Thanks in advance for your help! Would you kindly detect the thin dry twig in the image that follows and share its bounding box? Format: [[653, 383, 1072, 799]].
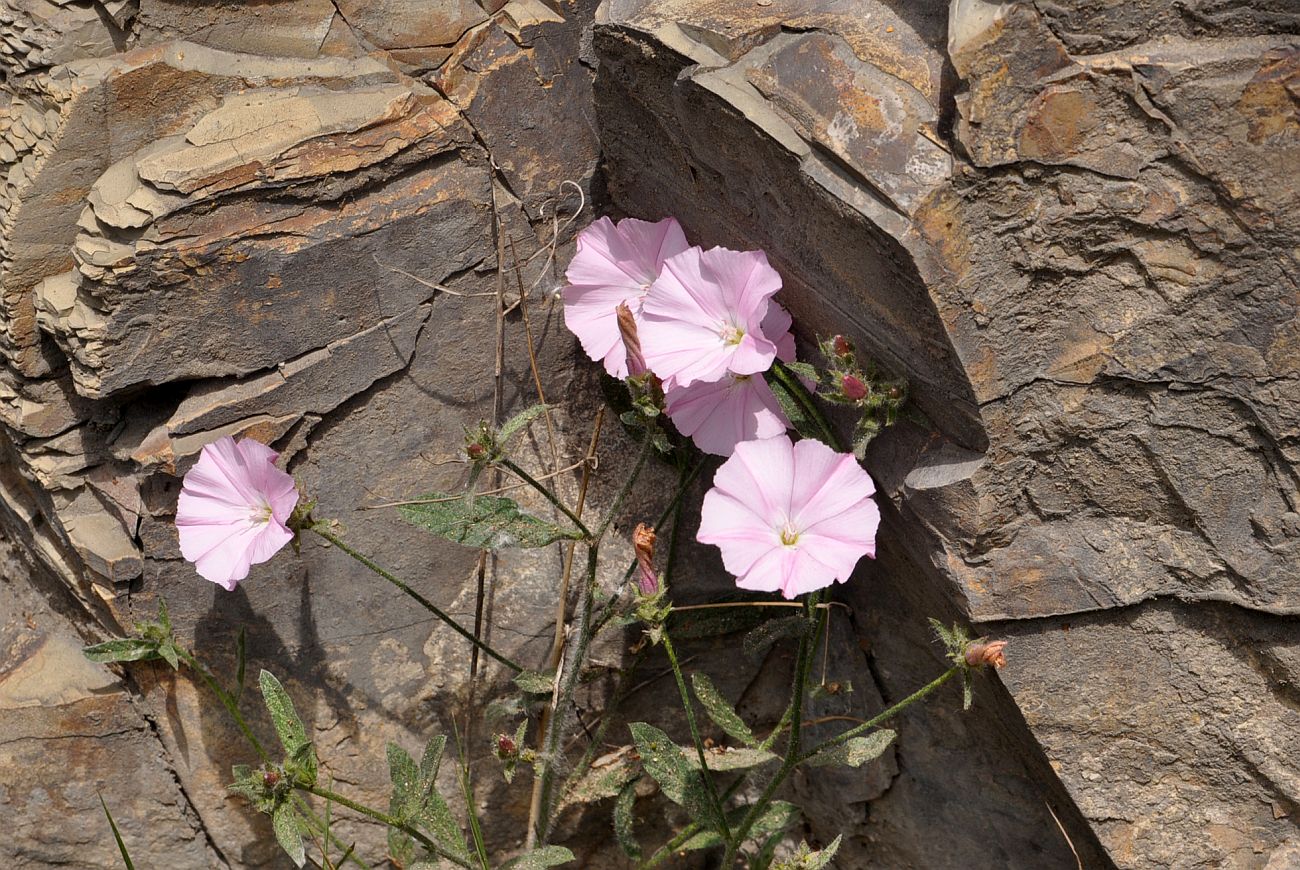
[[1046, 801, 1084, 870], [372, 254, 498, 297], [359, 459, 592, 510]]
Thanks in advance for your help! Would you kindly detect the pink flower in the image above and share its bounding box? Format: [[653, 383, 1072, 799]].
[[562, 216, 689, 378], [665, 374, 789, 456], [697, 435, 879, 599], [175, 436, 299, 590], [640, 246, 783, 388]]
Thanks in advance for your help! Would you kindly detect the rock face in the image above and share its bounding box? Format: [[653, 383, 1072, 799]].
[[0, 0, 1296, 868], [593, 0, 1299, 866]]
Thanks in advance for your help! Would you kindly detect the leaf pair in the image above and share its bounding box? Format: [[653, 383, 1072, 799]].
[[386, 737, 471, 866]]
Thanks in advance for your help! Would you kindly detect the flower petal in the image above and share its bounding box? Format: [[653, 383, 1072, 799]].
[[666, 375, 789, 457], [789, 438, 877, 529]]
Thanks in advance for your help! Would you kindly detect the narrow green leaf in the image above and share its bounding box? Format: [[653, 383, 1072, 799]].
[[513, 670, 555, 695], [804, 729, 895, 768], [764, 370, 822, 443], [419, 793, 470, 864], [500, 845, 576, 869], [387, 743, 422, 823], [100, 795, 136, 870], [157, 640, 180, 671], [681, 746, 776, 772], [681, 801, 799, 851], [399, 493, 583, 549], [498, 404, 549, 443], [629, 723, 720, 830], [742, 614, 808, 660], [754, 830, 784, 870], [419, 734, 447, 785], [234, 627, 248, 701], [613, 778, 642, 860], [259, 670, 316, 784], [272, 803, 306, 867], [691, 673, 757, 747], [83, 638, 160, 664]]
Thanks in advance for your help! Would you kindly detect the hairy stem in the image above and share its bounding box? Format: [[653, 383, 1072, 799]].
[[499, 457, 593, 538], [310, 524, 523, 673], [771, 361, 844, 452], [661, 630, 732, 843], [301, 784, 472, 869]]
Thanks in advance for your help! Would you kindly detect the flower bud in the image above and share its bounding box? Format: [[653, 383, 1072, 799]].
[[832, 335, 853, 358], [887, 385, 903, 400], [841, 374, 868, 401], [964, 639, 1008, 669], [617, 303, 647, 378], [263, 770, 281, 788], [467, 442, 486, 461], [496, 733, 518, 759], [633, 523, 658, 595]]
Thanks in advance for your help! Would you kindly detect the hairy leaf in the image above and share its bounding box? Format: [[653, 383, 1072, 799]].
[[691, 673, 757, 747], [765, 370, 822, 443], [682, 746, 776, 772], [629, 723, 721, 831], [387, 743, 423, 823], [399, 493, 583, 549], [157, 639, 180, 671], [681, 801, 799, 851], [500, 845, 576, 869], [100, 795, 136, 870], [83, 638, 161, 664], [513, 670, 555, 695], [804, 729, 895, 768], [498, 404, 550, 443], [613, 778, 642, 860], [774, 835, 842, 870], [742, 614, 808, 660], [259, 671, 317, 785], [272, 803, 306, 867]]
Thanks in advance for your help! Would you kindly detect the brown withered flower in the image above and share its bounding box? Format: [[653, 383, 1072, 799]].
[[632, 523, 657, 595], [616, 303, 647, 377], [964, 639, 1008, 669]]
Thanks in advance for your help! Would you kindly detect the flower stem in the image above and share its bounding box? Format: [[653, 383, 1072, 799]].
[[499, 457, 593, 539], [661, 630, 732, 843], [300, 784, 473, 869], [309, 524, 523, 673], [797, 665, 961, 763], [771, 360, 844, 452]]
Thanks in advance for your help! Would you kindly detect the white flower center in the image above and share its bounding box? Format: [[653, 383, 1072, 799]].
[[779, 521, 800, 547], [719, 323, 745, 346], [249, 499, 273, 526]]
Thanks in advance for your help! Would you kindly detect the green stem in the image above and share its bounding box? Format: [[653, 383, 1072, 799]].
[[499, 457, 593, 539], [535, 544, 600, 843], [301, 784, 472, 869], [797, 665, 961, 763], [771, 360, 844, 452], [720, 593, 820, 867], [309, 524, 523, 673], [661, 630, 732, 843], [638, 779, 746, 869], [592, 427, 657, 543]]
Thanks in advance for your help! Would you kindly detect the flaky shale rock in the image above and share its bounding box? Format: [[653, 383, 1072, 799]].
[[594, 0, 1299, 866], [1, 0, 1297, 867]]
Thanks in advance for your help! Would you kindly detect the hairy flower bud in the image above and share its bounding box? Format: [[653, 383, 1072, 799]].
[[633, 523, 658, 595], [496, 733, 518, 759], [617, 303, 647, 378], [964, 639, 1008, 669], [841, 374, 868, 401], [467, 442, 486, 461], [832, 334, 853, 358], [262, 770, 280, 788]]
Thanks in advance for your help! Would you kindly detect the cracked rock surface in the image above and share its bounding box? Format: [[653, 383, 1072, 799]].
[[1, 0, 1296, 867]]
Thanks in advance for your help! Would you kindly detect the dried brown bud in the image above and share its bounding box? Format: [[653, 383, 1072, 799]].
[[964, 639, 1008, 669], [832, 335, 853, 358], [841, 374, 868, 401], [632, 523, 657, 595], [617, 303, 647, 377]]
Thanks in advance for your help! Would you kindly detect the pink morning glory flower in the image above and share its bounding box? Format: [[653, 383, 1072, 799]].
[[665, 373, 790, 456], [175, 436, 299, 591], [562, 216, 690, 378], [697, 435, 879, 599], [640, 246, 783, 388]]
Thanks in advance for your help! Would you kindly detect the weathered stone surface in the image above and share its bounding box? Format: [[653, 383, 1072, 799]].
[[595, 0, 1299, 865]]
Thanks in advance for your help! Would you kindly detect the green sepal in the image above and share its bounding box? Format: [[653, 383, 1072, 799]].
[[399, 492, 583, 549], [804, 729, 895, 768], [690, 672, 757, 747]]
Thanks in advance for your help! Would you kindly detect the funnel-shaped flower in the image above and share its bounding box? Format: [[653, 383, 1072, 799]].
[[697, 435, 878, 599], [665, 374, 789, 456], [562, 216, 689, 378], [640, 246, 783, 388], [176, 436, 299, 590]]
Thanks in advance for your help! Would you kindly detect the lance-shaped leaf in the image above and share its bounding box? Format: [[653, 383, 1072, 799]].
[[513, 670, 555, 695], [742, 614, 808, 660], [629, 723, 722, 832], [691, 673, 757, 747], [498, 404, 550, 443], [399, 493, 583, 549], [613, 778, 642, 860], [500, 846, 576, 869], [272, 803, 306, 867], [259, 670, 317, 785], [100, 796, 136, 870], [83, 638, 161, 664], [387, 743, 424, 823], [804, 729, 895, 768], [386, 738, 468, 862], [682, 746, 776, 772], [680, 801, 799, 851]]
